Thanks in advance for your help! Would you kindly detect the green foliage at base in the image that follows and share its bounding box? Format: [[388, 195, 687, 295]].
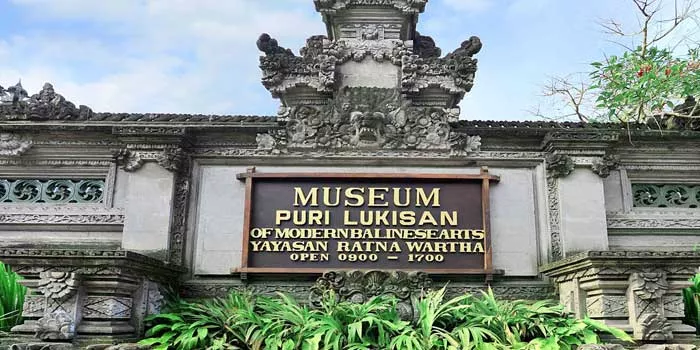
[[0, 261, 26, 333], [683, 273, 700, 335], [140, 287, 633, 350]]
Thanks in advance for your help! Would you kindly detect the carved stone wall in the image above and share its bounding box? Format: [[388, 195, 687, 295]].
[[541, 251, 700, 341], [0, 249, 181, 347]]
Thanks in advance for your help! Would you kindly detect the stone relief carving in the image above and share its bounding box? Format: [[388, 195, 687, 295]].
[[546, 154, 575, 178], [168, 175, 190, 265], [82, 296, 133, 319], [628, 273, 673, 341], [591, 155, 621, 178], [630, 272, 669, 300], [547, 177, 563, 260], [414, 32, 441, 58], [586, 295, 628, 318], [113, 148, 186, 174], [0, 133, 32, 157], [256, 87, 480, 154], [35, 311, 75, 341], [0, 213, 124, 225], [155, 148, 186, 173], [113, 149, 144, 172], [37, 272, 80, 300], [309, 270, 432, 321], [0, 82, 93, 121], [638, 313, 674, 341], [401, 36, 481, 95]]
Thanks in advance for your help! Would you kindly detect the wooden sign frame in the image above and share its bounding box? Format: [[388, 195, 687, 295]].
[[234, 167, 500, 277]]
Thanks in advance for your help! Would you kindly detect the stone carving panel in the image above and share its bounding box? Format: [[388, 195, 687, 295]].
[[82, 296, 133, 319], [632, 184, 700, 208], [309, 270, 432, 321], [257, 87, 480, 155], [0, 179, 105, 204], [586, 295, 628, 318]]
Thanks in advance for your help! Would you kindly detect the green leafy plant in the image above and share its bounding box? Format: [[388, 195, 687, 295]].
[[141, 287, 634, 350], [683, 273, 700, 336], [0, 261, 26, 333], [591, 46, 700, 123]]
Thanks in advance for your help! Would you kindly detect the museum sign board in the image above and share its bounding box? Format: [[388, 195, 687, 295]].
[[235, 168, 499, 274]]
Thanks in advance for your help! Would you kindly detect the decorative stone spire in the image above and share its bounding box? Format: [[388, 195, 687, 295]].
[[256, 0, 483, 155], [0, 81, 94, 120]]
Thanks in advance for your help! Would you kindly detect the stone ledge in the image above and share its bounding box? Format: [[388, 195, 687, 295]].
[[0, 249, 185, 276], [540, 250, 700, 276]]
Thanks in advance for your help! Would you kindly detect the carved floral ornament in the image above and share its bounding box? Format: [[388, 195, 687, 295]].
[[255, 87, 481, 155], [37, 271, 80, 299]]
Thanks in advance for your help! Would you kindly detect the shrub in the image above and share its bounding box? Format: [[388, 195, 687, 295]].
[[0, 261, 26, 333], [140, 287, 633, 350], [683, 272, 700, 336]]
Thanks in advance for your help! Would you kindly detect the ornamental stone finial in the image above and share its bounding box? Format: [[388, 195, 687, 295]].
[[0, 81, 94, 121], [256, 0, 483, 155]]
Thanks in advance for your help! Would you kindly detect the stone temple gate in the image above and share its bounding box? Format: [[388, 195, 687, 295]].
[[0, 0, 699, 348]]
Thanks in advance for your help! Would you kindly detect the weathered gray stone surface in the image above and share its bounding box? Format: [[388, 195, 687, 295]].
[[559, 169, 609, 255]]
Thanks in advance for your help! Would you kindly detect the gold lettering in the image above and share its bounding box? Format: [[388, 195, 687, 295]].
[[344, 187, 364, 206], [322, 187, 341, 206], [307, 210, 326, 225], [472, 230, 485, 239], [275, 210, 291, 225], [399, 211, 415, 225], [416, 188, 441, 207], [393, 188, 411, 207], [440, 211, 458, 226], [418, 211, 438, 226], [344, 210, 358, 226], [294, 187, 318, 207], [473, 242, 485, 253], [368, 187, 390, 207]]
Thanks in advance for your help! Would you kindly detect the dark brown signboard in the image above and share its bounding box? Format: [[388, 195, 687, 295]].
[[235, 169, 499, 274]]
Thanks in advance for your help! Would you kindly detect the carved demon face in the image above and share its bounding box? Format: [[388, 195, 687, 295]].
[[350, 111, 386, 148]]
